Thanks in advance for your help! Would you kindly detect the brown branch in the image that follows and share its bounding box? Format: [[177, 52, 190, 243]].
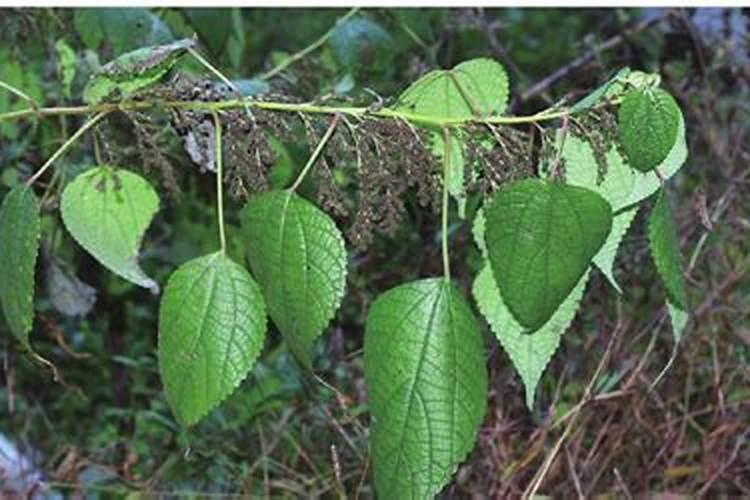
[[519, 14, 666, 104]]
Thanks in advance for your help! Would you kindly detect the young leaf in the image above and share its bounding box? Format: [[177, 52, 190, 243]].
[[158, 252, 267, 426], [240, 191, 347, 367], [395, 58, 509, 122], [648, 190, 689, 312], [473, 265, 588, 408], [61, 166, 160, 293], [485, 179, 612, 331], [618, 88, 680, 173], [624, 111, 687, 207], [0, 186, 40, 347], [364, 278, 487, 499]]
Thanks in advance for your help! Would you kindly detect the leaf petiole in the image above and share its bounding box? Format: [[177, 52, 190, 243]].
[[211, 111, 226, 253], [289, 113, 341, 193]]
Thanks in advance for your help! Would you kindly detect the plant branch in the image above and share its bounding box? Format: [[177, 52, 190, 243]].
[[259, 7, 360, 81], [289, 113, 340, 192], [26, 111, 110, 187], [2, 95, 613, 132], [211, 111, 226, 253], [519, 14, 664, 105], [0, 80, 39, 110]]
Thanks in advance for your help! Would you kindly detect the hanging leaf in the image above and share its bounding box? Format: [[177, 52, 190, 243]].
[[560, 130, 687, 292], [364, 278, 487, 499], [649, 190, 689, 313], [61, 166, 160, 293], [0, 186, 40, 347], [592, 207, 639, 293], [432, 129, 467, 218], [618, 88, 681, 173], [240, 191, 347, 367], [485, 179, 612, 331], [473, 265, 588, 408], [395, 58, 509, 122], [158, 252, 267, 426]]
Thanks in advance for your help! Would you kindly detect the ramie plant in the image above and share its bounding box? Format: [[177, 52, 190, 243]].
[[0, 31, 690, 499]]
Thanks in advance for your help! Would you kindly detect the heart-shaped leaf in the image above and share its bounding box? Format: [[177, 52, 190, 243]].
[[485, 179, 612, 331], [618, 88, 680, 173], [158, 252, 267, 426], [395, 58, 509, 122], [241, 190, 347, 367], [61, 166, 160, 293], [364, 278, 487, 499], [0, 186, 40, 347]]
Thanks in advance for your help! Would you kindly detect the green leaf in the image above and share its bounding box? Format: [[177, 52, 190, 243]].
[[364, 278, 487, 499], [55, 39, 77, 99], [592, 206, 639, 293], [570, 67, 631, 112], [562, 136, 634, 211], [623, 111, 687, 207], [395, 58, 509, 122], [61, 166, 160, 292], [648, 190, 688, 311], [473, 265, 588, 408], [0, 48, 44, 139], [618, 88, 681, 173], [0, 187, 40, 347], [240, 191, 347, 367], [432, 130, 467, 218], [485, 179, 612, 331], [158, 252, 267, 426], [83, 38, 195, 104]]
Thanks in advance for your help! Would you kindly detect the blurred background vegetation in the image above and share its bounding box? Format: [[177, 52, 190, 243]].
[[0, 7, 748, 498]]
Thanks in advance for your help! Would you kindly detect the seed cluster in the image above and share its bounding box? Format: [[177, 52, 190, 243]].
[[466, 125, 534, 194], [346, 118, 440, 248], [126, 111, 180, 197]]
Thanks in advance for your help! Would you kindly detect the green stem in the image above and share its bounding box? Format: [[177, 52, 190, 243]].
[[0, 79, 39, 109], [26, 111, 110, 187], [289, 113, 341, 193], [211, 111, 227, 253], [441, 127, 451, 280], [1, 94, 620, 129], [260, 7, 361, 80], [187, 46, 253, 120]]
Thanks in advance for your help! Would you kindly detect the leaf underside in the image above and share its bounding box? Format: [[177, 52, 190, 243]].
[[241, 190, 347, 367], [473, 265, 588, 408], [395, 57, 509, 121], [61, 166, 160, 292], [0, 186, 41, 347], [158, 252, 267, 426], [364, 278, 487, 499], [485, 179, 612, 331]]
